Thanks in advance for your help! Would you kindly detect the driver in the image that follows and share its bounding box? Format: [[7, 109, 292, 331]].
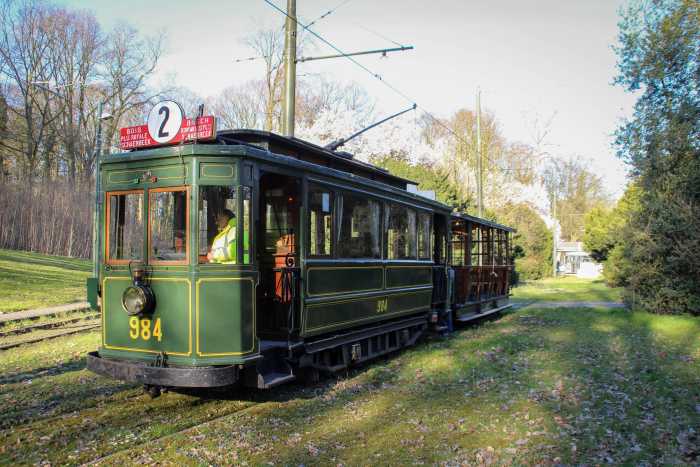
[[207, 209, 236, 263]]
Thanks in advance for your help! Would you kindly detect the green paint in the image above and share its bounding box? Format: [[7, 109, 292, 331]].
[[196, 276, 256, 356], [102, 277, 191, 356], [386, 266, 432, 288], [303, 289, 432, 336], [307, 266, 383, 296]]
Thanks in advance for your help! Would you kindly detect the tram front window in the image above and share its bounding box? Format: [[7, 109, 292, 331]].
[[149, 188, 188, 263], [199, 186, 238, 264], [107, 191, 144, 262]]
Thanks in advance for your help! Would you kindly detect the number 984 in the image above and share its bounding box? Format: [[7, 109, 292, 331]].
[[129, 317, 162, 342]]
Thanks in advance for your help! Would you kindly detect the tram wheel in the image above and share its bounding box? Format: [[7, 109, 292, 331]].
[[144, 384, 162, 399]]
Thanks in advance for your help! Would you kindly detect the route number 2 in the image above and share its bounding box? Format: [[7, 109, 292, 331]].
[[147, 100, 183, 144], [129, 317, 162, 342], [376, 298, 388, 313]]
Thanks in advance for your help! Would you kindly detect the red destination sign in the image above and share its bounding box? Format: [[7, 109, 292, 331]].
[[119, 115, 217, 150]]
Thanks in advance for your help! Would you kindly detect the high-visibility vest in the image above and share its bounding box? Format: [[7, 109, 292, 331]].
[[210, 219, 236, 263]]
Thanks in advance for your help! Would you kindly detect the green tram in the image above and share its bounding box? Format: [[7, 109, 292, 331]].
[[86, 129, 514, 392]]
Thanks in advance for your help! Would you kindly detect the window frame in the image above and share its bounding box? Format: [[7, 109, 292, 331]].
[[336, 190, 382, 260], [385, 202, 418, 261], [197, 184, 239, 266], [105, 189, 145, 266], [417, 210, 432, 260], [148, 185, 190, 266], [307, 184, 335, 259]]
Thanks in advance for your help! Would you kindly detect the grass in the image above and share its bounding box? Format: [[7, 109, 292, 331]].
[[512, 276, 623, 303], [0, 279, 698, 465], [0, 249, 90, 313]]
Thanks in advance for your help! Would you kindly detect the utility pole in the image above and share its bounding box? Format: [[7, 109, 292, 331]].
[[552, 193, 558, 278], [92, 101, 112, 279], [476, 88, 483, 218], [275, 0, 413, 138], [282, 0, 297, 137]]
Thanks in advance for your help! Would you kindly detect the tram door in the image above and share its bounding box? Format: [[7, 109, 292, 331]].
[[257, 172, 301, 340]]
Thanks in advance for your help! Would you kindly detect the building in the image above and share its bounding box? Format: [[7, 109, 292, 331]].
[[555, 241, 602, 278]]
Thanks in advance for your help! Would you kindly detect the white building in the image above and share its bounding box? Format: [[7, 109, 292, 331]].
[[555, 241, 602, 278]]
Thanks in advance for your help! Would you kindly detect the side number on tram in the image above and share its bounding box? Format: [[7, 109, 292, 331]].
[[376, 298, 388, 313], [129, 317, 162, 342]]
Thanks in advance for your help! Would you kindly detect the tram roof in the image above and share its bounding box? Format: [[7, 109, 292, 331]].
[[215, 129, 416, 190], [451, 212, 515, 232]]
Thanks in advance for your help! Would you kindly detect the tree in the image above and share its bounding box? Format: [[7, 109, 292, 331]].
[[370, 152, 472, 212], [613, 0, 700, 314], [543, 157, 609, 241], [496, 202, 552, 281]]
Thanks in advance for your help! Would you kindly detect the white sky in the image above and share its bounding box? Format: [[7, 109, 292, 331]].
[[61, 0, 637, 197]]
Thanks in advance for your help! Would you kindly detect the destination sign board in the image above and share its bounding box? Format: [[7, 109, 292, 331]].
[[119, 101, 216, 149]]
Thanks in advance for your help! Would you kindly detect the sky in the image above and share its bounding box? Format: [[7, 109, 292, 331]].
[[60, 0, 637, 197]]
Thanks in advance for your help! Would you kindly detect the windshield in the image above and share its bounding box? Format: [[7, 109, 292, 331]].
[[107, 191, 144, 263], [149, 187, 188, 263]]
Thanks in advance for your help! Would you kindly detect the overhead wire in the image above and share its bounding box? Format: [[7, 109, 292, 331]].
[[263, 0, 515, 173], [306, 0, 353, 28]]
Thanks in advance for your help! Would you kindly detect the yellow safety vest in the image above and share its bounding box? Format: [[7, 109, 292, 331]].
[[210, 219, 236, 263]]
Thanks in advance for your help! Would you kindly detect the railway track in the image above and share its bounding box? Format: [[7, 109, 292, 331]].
[[0, 313, 100, 351]]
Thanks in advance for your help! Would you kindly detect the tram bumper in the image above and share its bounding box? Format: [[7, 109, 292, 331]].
[[87, 352, 239, 388]]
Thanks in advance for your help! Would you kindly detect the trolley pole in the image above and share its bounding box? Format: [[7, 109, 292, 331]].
[[476, 89, 483, 218], [282, 0, 297, 137]]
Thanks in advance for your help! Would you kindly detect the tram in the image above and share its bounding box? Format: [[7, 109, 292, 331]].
[[86, 103, 514, 393]]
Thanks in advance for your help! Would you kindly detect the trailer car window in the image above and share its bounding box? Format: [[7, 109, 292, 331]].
[[107, 191, 144, 262]]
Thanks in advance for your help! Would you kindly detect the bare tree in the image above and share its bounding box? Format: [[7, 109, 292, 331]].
[[0, 0, 62, 182], [207, 80, 264, 130], [243, 27, 285, 132]]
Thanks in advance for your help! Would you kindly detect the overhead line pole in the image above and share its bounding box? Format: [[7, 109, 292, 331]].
[[476, 88, 483, 218], [278, 0, 413, 138], [282, 0, 297, 137]]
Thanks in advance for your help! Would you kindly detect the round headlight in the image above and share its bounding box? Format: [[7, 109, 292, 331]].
[[122, 285, 153, 316]]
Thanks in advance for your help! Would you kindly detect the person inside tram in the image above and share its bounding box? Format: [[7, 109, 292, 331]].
[[207, 209, 236, 263]]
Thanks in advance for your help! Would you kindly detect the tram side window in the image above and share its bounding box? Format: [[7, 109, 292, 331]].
[[450, 231, 466, 266], [242, 186, 252, 264], [308, 186, 333, 257], [107, 192, 144, 262], [470, 225, 481, 266], [417, 212, 432, 260], [149, 188, 188, 263], [198, 186, 238, 264], [337, 193, 381, 259], [387, 204, 417, 259]]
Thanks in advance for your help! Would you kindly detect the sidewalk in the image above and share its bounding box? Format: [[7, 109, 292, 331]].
[[0, 302, 91, 324]]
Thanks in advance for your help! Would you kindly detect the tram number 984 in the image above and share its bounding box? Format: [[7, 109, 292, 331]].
[[129, 317, 162, 342]]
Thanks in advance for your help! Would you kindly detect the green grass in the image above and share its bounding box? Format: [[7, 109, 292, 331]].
[[512, 276, 623, 303], [1, 302, 698, 464], [0, 249, 90, 313]]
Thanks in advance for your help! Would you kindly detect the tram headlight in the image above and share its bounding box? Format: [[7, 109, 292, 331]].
[[122, 285, 155, 316]]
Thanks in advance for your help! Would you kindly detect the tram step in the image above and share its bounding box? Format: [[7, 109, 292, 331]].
[[259, 372, 296, 389]]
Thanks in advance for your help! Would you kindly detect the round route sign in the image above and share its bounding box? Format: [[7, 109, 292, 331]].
[[147, 101, 184, 144]]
